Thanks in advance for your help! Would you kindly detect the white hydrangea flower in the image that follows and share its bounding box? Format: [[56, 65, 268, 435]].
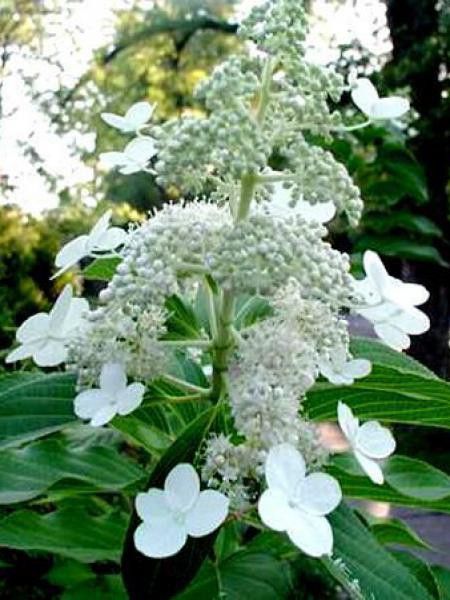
[[258, 444, 341, 557], [74, 362, 145, 427], [337, 402, 396, 485], [351, 78, 410, 120], [100, 137, 156, 175], [5, 285, 88, 367], [318, 347, 371, 386], [354, 250, 430, 351], [54, 210, 128, 277], [101, 101, 154, 133], [134, 463, 229, 558], [260, 180, 336, 223]]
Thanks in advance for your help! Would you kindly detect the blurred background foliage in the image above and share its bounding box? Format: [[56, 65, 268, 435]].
[[0, 0, 448, 375]]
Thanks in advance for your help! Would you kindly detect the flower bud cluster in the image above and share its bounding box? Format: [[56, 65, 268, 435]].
[[239, 0, 308, 59], [195, 55, 261, 111], [208, 213, 352, 304], [279, 139, 363, 226]]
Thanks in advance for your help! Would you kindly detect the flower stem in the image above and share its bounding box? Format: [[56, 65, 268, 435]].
[[162, 373, 211, 396], [210, 56, 274, 400]]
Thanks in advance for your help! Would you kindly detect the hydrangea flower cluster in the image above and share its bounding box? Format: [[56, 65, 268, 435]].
[[6, 0, 424, 561]]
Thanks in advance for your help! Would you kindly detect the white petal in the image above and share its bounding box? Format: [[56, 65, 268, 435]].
[[389, 280, 429, 307], [393, 308, 430, 335], [49, 285, 73, 331], [100, 362, 127, 393], [185, 490, 229, 537], [16, 313, 50, 343], [74, 389, 110, 419], [363, 250, 389, 294], [134, 520, 187, 559], [88, 211, 112, 246], [287, 512, 333, 557], [297, 473, 342, 516], [356, 421, 396, 459], [125, 137, 156, 163], [371, 97, 410, 120], [33, 340, 68, 367], [337, 401, 359, 442], [135, 489, 172, 524], [263, 183, 336, 223], [90, 403, 117, 427], [344, 359, 372, 379], [5, 344, 34, 363], [93, 227, 128, 251], [125, 101, 153, 128], [351, 78, 379, 116], [101, 113, 131, 132], [319, 360, 352, 386], [354, 450, 384, 485], [265, 443, 306, 497], [119, 161, 140, 175], [55, 236, 89, 272], [258, 488, 293, 532], [117, 382, 146, 415], [164, 464, 200, 512], [99, 151, 127, 169], [62, 298, 89, 337], [374, 323, 410, 351]]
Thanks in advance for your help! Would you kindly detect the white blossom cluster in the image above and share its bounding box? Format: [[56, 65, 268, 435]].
[[5, 0, 423, 563]]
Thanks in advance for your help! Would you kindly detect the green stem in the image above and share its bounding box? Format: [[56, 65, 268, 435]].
[[162, 373, 211, 396], [210, 56, 275, 400], [159, 339, 211, 349], [256, 58, 275, 124]]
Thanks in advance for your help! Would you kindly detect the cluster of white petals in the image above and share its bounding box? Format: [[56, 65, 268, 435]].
[[351, 78, 410, 121], [6, 285, 88, 367], [74, 362, 145, 427], [101, 101, 154, 133], [318, 348, 371, 386], [338, 402, 396, 484], [100, 138, 157, 175], [54, 210, 128, 277], [134, 464, 229, 558], [258, 444, 341, 557], [354, 251, 430, 350]]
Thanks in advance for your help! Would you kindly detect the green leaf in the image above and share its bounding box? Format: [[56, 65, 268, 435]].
[[121, 405, 224, 600], [364, 211, 442, 237], [354, 236, 448, 266], [234, 295, 272, 329], [431, 566, 450, 600], [384, 456, 450, 501], [46, 558, 94, 588], [82, 257, 121, 280], [305, 363, 450, 429], [329, 503, 434, 600], [175, 551, 293, 599], [369, 517, 431, 550], [328, 459, 450, 514], [0, 372, 77, 449], [113, 378, 208, 456], [0, 508, 127, 562], [350, 337, 437, 379], [61, 575, 127, 600], [0, 438, 144, 504], [163, 295, 203, 340], [391, 551, 440, 600]]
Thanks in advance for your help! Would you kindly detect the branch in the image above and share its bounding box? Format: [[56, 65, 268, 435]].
[[102, 16, 238, 65]]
